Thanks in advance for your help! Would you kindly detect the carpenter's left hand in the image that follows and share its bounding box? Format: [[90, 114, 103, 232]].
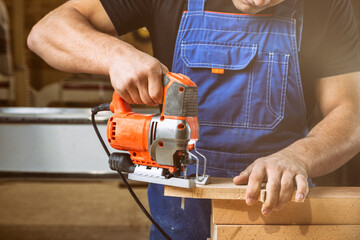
[[233, 152, 310, 216]]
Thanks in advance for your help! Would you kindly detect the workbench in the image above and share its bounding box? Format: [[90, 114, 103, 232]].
[[165, 178, 360, 240]]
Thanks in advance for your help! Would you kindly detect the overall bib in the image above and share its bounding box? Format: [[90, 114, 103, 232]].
[[148, 0, 307, 239]]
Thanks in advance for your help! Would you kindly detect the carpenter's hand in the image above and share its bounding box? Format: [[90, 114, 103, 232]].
[[109, 48, 169, 106], [233, 152, 309, 216]]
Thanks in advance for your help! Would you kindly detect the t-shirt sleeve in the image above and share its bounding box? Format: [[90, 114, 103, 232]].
[[100, 0, 151, 35], [313, 0, 360, 78]]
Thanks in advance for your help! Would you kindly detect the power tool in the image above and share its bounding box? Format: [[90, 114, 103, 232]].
[[105, 72, 210, 188]]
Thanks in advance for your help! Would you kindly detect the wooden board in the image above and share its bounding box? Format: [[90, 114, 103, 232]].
[[165, 177, 360, 201], [213, 225, 360, 240], [165, 178, 360, 225], [165, 178, 267, 201], [212, 198, 360, 225]]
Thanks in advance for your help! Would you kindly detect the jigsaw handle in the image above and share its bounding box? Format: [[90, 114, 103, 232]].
[[109, 74, 170, 114], [110, 92, 132, 114], [161, 73, 198, 118], [110, 73, 198, 118]]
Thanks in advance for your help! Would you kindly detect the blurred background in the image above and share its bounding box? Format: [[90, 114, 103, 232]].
[[0, 0, 153, 108], [0, 0, 359, 239], [0, 1, 153, 239]]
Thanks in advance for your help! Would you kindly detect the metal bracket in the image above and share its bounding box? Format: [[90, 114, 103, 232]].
[[127, 165, 210, 188]]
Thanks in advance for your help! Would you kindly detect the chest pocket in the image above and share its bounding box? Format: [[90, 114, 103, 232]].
[[181, 41, 290, 130]]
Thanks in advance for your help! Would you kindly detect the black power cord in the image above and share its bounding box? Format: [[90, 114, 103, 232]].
[[91, 104, 172, 240]]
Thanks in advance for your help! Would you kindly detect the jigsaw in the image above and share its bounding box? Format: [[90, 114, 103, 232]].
[[106, 72, 210, 188]]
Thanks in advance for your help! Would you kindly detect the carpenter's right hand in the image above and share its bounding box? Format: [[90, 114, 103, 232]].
[[109, 48, 169, 106]]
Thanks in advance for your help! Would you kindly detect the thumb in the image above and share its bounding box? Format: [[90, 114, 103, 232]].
[[160, 63, 169, 75], [149, 62, 169, 105]]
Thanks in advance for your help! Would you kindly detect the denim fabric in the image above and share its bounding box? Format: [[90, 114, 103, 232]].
[[148, 165, 243, 240], [149, 0, 306, 239], [172, 0, 307, 169]]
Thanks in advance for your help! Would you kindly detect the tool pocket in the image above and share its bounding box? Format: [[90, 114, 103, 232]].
[[181, 40, 290, 129]]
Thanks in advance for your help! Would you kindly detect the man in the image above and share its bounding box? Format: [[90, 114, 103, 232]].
[[28, 0, 360, 239]]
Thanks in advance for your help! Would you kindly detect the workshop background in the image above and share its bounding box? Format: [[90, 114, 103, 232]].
[[0, 0, 359, 240]]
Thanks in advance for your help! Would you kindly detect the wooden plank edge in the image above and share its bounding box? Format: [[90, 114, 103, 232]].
[[164, 178, 360, 202], [214, 225, 360, 240]]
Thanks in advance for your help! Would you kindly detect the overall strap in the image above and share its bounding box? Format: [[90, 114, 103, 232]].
[[275, 0, 304, 51], [187, 0, 206, 12]]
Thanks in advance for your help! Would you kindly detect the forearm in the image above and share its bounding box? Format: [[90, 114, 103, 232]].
[[28, 1, 168, 106], [280, 102, 360, 178], [27, 3, 133, 75], [234, 72, 360, 215]]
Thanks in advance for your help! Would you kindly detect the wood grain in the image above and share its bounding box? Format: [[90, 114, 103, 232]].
[[165, 178, 360, 225], [214, 225, 360, 240], [212, 198, 360, 225], [165, 178, 267, 201], [165, 177, 360, 201]]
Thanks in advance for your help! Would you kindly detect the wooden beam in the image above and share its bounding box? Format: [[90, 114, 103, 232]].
[[212, 198, 360, 225], [165, 178, 360, 225], [214, 225, 360, 240], [165, 178, 267, 201], [164, 177, 360, 201]]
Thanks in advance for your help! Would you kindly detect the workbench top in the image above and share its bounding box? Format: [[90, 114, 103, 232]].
[[166, 177, 360, 240]]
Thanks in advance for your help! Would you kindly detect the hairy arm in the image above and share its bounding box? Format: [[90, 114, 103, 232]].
[[234, 72, 360, 215], [300, 72, 360, 177], [28, 0, 120, 75], [27, 0, 167, 105]]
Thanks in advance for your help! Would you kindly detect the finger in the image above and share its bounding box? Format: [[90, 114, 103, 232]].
[[295, 174, 309, 203], [116, 89, 135, 105], [110, 76, 135, 105], [147, 62, 165, 104], [245, 165, 265, 205], [262, 171, 282, 216], [233, 164, 253, 185], [160, 63, 169, 75], [138, 81, 157, 106], [148, 72, 163, 105], [112, 75, 142, 105], [126, 86, 143, 105], [233, 171, 249, 185], [274, 172, 294, 210]]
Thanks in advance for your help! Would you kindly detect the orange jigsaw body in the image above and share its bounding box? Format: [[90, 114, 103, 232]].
[[107, 73, 199, 174]]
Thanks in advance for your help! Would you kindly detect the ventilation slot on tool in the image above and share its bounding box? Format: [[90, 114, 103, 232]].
[[111, 122, 116, 141], [150, 121, 158, 145]]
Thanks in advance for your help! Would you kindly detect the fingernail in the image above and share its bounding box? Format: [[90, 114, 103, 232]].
[[261, 205, 271, 216], [233, 176, 240, 183], [296, 193, 304, 202], [262, 210, 271, 216], [246, 198, 254, 205]]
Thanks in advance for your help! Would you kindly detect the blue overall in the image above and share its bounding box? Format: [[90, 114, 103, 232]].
[[148, 0, 307, 239]]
